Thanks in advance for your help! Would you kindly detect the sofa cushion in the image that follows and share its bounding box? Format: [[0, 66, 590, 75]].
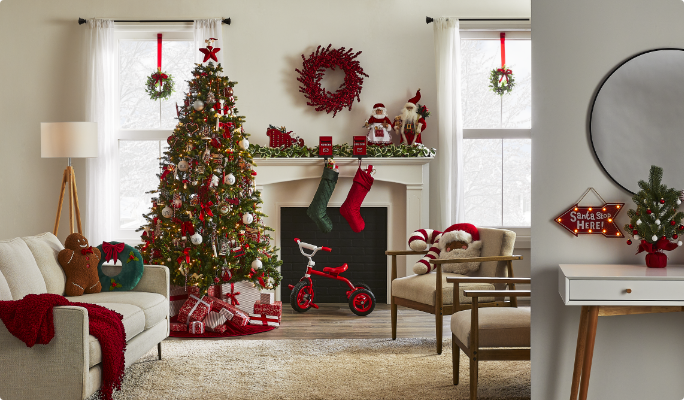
[[392, 272, 495, 306], [22, 233, 66, 295], [71, 291, 168, 329], [85, 302, 146, 368], [0, 237, 47, 299]]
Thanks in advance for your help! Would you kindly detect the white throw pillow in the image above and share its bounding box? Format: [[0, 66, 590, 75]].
[[0, 237, 47, 299]]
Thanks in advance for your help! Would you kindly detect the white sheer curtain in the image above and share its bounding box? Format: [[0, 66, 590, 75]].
[[85, 19, 115, 245], [433, 17, 464, 228], [194, 19, 224, 65]]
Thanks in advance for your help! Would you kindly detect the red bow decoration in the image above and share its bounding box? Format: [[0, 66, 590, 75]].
[[199, 201, 214, 221], [200, 46, 221, 63], [497, 68, 513, 83], [80, 247, 94, 255], [225, 282, 240, 305], [173, 218, 195, 237], [177, 248, 190, 265], [210, 138, 221, 149], [249, 268, 266, 287], [152, 72, 168, 84], [160, 165, 174, 180], [636, 238, 678, 254], [101, 242, 125, 263]]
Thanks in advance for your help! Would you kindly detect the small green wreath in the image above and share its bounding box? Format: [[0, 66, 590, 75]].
[[146, 70, 175, 100], [489, 66, 515, 96]]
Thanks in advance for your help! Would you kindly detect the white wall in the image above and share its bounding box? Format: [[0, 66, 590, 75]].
[[0, 0, 529, 243], [533, 0, 684, 399]]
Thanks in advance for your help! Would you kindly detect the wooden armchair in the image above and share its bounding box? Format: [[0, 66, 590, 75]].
[[387, 227, 521, 354], [448, 277, 531, 400]]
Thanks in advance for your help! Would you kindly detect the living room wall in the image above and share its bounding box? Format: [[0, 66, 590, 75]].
[[532, 0, 684, 398], [0, 0, 529, 243]]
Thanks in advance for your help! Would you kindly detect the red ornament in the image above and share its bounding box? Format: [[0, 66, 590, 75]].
[[671, 220, 676, 226], [627, 239, 632, 245], [629, 224, 634, 229], [680, 225, 684, 230], [647, 209, 652, 214], [214, 277, 220, 283], [660, 198, 665, 204], [674, 234, 679, 239], [632, 229, 639, 235], [295, 44, 369, 117]]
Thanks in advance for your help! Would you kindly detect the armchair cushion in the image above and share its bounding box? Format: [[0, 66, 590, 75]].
[[0, 237, 47, 299], [392, 272, 495, 306], [451, 307, 530, 348]]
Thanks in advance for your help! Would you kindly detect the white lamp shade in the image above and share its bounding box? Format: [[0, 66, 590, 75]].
[[41, 122, 98, 158]]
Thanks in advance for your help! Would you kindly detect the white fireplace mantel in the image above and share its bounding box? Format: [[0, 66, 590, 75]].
[[253, 157, 433, 302]]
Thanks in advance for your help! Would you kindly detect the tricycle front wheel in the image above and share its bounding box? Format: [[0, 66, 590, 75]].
[[348, 288, 375, 316], [290, 281, 314, 313]]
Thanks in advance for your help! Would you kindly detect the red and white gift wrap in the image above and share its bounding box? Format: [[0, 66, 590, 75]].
[[211, 324, 228, 334], [253, 300, 282, 317], [249, 313, 280, 327], [204, 311, 228, 332], [207, 295, 249, 327], [169, 285, 200, 317], [189, 320, 205, 334], [176, 295, 213, 325], [221, 280, 261, 315], [170, 322, 188, 332], [207, 284, 221, 298], [219, 308, 234, 321], [259, 292, 274, 304]]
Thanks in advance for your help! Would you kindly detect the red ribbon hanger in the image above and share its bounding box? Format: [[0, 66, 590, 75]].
[[497, 33, 512, 83]]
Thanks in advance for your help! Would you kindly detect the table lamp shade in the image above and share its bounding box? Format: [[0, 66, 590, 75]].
[[41, 122, 98, 158]]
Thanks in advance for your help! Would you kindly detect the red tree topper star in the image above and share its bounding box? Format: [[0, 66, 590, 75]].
[[199, 38, 221, 62]]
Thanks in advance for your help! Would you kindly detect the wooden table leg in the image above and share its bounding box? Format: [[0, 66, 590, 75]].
[[570, 306, 590, 400], [578, 306, 599, 400]]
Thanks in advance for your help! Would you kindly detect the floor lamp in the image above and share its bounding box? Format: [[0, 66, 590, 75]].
[[41, 122, 98, 236]]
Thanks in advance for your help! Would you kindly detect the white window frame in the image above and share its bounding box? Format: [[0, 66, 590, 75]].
[[461, 27, 531, 239], [112, 23, 194, 242]]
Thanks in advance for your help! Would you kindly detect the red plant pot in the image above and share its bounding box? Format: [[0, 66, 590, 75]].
[[645, 252, 668, 268]]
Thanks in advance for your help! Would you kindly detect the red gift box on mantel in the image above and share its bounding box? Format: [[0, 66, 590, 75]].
[[170, 322, 188, 332], [253, 300, 282, 317], [207, 295, 250, 327], [189, 320, 205, 335], [169, 285, 200, 317], [176, 295, 213, 325], [249, 313, 280, 327]]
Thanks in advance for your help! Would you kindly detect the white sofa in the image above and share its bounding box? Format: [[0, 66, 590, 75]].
[[0, 233, 170, 400]]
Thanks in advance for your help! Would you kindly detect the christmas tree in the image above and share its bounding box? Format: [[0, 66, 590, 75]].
[[625, 165, 684, 248], [137, 39, 282, 293]]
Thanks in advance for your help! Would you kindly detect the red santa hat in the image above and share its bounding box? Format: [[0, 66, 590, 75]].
[[372, 103, 386, 110], [406, 89, 421, 107], [437, 223, 480, 250]]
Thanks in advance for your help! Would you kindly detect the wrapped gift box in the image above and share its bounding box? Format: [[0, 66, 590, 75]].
[[253, 300, 282, 317], [221, 280, 261, 315], [212, 324, 227, 334], [259, 292, 274, 304], [249, 313, 280, 327], [207, 295, 249, 327], [204, 311, 228, 332], [169, 285, 200, 317], [189, 320, 205, 335], [170, 322, 188, 332], [207, 284, 221, 298], [177, 295, 213, 325]]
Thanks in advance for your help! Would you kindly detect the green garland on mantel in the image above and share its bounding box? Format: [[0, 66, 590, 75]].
[[249, 143, 436, 158]]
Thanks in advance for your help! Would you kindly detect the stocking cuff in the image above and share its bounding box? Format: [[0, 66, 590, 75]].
[[353, 167, 374, 189], [322, 167, 339, 182]]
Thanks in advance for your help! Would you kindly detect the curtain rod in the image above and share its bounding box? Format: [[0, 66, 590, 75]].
[[425, 16, 529, 24], [78, 18, 231, 25]]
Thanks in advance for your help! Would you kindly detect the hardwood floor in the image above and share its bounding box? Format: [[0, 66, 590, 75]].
[[171, 301, 530, 340]]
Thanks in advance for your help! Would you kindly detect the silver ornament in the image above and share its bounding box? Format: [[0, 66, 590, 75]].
[[225, 173, 236, 185], [193, 100, 205, 111], [191, 233, 203, 245], [251, 259, 263, 269], [161, 206, 173, 218], [178, 160, 189, 172]]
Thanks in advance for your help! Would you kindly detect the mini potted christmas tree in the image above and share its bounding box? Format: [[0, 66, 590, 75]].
[[625, 165, 684, 268]]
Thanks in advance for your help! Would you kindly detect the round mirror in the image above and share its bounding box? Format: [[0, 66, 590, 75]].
[[590, 48, 684, 194]]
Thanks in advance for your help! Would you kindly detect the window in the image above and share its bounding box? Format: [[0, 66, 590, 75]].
[[460, 30, 531, 230], [113, 25, 195, 240]]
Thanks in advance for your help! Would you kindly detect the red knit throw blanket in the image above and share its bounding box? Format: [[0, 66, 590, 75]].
[[0, 293, 126, 400]]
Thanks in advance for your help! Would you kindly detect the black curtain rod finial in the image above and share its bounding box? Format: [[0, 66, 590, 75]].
[[222, 18, 231, 25], [426, 16, 434, 24], [78, 17, 87, 25]]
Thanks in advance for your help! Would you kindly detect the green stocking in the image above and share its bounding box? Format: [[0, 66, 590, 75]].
[[307, 167, 339, 233]]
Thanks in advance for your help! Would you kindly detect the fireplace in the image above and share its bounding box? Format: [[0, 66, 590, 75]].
[[253, 156, 433, 303], [280, 207, 388, 303]]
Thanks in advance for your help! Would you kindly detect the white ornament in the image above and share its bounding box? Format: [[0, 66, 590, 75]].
[[679, 241, 683, 247], [242, 213, 254, 224], [191, 233, 203, 245], [193, 100, 205, 111], [251, 259, 263, 270], [210, 174, 219, 188], [637, 219, 642, 225], [177, 160, 189, 172], [239, 138, 249, 150], [225, 173, 236, 185], [678, 200, 682, 205], [634, 235, 640, 240], [161, 206, 173, 218], [656, 219, 661, 225], [652, 235, 659, 241]]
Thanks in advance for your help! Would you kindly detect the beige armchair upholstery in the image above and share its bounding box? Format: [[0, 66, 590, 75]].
[[449, 277, 530, 400], [387, 227, 521, 354]]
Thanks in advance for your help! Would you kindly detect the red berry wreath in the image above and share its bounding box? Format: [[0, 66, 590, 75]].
[[296, 44, 369, 117]]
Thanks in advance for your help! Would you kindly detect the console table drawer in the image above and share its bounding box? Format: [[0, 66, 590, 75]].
[[570, 279, 684, 301]]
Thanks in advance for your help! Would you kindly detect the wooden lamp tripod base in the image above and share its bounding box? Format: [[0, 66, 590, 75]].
[[53, 161, 83, 236]]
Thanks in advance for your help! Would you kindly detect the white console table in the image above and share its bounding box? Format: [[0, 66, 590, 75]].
[[559, 264, 684, 400]]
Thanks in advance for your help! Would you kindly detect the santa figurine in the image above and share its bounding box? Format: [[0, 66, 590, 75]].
[[394, 89, 427, 146], [363, 103, 394, 146]]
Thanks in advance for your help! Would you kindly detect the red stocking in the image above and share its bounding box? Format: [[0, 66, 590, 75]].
[[340, 166, 374, 232]]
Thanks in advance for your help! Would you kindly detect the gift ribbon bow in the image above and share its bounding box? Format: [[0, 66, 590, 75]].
[[152, 72, 168, 84], [174, 218, 195, 237], [199, 201, 214, 221], [497, 68, 513, 83], [177, 248, 190, 265], [101, 242, 125, 263], [225, 282, 240, 305], [636, 237, 678, 254], [81, 247, 94, 256], [249, 268, 266, 287]]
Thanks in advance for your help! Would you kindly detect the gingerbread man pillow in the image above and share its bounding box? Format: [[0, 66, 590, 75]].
[[58, 233, 102, 296]]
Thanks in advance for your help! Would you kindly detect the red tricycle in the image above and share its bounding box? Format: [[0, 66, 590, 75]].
[[288, 238, 376, 316]]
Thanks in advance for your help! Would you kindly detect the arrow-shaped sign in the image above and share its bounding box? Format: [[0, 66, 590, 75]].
[[555, 202, 624, 238]]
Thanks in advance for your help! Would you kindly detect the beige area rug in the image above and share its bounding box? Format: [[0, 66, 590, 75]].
[[98, 338, 529, 400]]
